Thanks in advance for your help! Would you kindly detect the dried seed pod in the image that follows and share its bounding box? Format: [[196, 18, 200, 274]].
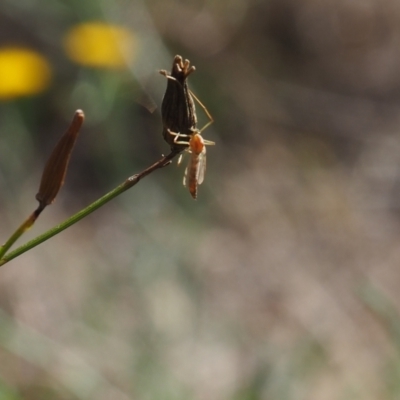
[[36, 110, 84, 209], [160, 55, 197, 152]]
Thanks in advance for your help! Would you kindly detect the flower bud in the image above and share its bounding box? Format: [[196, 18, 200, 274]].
[[36, 110, 84, 208]]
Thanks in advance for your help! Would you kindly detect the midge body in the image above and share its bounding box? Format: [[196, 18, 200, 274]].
[[170, 126, 214, 199], [160, 55, 214, 199]]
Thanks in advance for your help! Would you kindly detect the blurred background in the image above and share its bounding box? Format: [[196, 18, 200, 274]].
[[1, 0, 400, 399]]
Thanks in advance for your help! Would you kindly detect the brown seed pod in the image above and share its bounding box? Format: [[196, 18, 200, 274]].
[[160, 55, 197, 152], [36, 110, 84, 209]]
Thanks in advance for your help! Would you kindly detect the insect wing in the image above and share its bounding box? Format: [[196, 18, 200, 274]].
[[183, 163, 188, 187], [183, 146, 206, 187], [196, 146, 207, 185], [183, 151, 191, 187]]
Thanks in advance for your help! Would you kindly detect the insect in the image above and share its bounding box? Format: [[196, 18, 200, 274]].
[[160, 55, 215, 199], [183, 130, 215, 199], [167, 92, 214, 199]]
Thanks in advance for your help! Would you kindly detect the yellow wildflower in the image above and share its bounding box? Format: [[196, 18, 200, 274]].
[[0, 47, 51, 99], [64, 22, 136, 68]]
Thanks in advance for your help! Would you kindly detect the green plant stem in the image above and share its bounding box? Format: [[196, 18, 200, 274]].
[[0, 210, 41, 260], [0, 150, 179, 266]]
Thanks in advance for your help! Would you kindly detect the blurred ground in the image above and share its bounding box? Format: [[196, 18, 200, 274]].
[[1, 0, 400, 399]]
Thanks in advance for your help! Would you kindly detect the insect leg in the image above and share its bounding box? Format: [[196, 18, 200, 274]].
[[189, 90, 214, 132], [159, 70, 183, 88], [167, 129, 192, 145]]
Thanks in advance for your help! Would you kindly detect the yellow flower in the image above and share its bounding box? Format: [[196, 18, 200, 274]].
[[64, 22, 136, 68], [0, 47, 51, 99]]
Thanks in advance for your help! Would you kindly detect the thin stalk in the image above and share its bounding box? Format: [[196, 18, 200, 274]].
[[0, 150, 179, 266], [0, 207, 44, 260]]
